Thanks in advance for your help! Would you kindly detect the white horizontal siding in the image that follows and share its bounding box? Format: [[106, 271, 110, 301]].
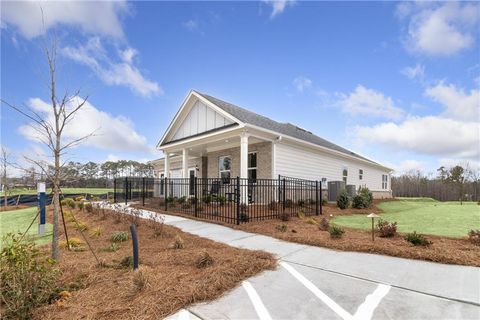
[[274, 142, 390, 191], [172, 100, 233, 141]]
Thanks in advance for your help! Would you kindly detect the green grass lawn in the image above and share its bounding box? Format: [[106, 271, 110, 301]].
[[1, 187, 113, 196], [331, 198, 480, 238], [0, 207, 53, 248]]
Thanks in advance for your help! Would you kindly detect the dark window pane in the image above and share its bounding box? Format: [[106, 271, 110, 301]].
[[248, 153, 257, 168], [248, 169, 257, 182]]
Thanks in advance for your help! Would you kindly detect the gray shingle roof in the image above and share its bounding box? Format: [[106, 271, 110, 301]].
[[195, 91, 378, 164]]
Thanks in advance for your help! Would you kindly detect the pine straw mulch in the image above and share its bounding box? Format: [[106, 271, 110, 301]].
[[32, 207, 276, 320], [136, 204, 480, 267]]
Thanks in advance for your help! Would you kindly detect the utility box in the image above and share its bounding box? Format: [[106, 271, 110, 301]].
[[328, 181, 346, 202], [346, 185, 357, 198]]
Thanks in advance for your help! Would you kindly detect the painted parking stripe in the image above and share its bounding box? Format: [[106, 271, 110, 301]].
[[281, 261, 353, 320], [242, 281, 273, 320], [353, 284, 391, 320]]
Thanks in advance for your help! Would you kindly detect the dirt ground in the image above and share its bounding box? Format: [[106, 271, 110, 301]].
[[137, 203, 480, 267], [33, 206, 276, 319]]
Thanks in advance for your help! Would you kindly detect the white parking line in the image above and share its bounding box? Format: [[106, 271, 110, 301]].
[[242, 281, 273, 320], [353, 284, 391, 320], [281, 261, 353, 320]]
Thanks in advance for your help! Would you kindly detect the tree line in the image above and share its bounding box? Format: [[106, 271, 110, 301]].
[[391, 164, 479, 202]]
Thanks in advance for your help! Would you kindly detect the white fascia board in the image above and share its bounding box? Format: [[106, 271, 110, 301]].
[[157, 90, 245, 149], [244, 123, 394, 172]]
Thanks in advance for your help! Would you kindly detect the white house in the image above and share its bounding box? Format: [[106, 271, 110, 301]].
[[151, 90, 393, 199]]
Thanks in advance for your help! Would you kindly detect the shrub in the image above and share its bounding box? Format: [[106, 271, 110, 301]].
[[74, 196, 84, 202], [376, 219, 397, 237], [275, 224, 288, 232], [305, 217, 317, 225], [321, 199, 328, 206], [404, 232, 432, 246], [181, 203, 191, 209], [73, 220, 88, 232], [318, 218, 329, 231], [77, 202, 84, 210], [336, 189, 350, 210], [103, 242, 120, 252], [0, 234, 58, 319], [297, 199, 305, 207], [169, 236, 185, 249], [268, 201, 277, 211], [133, 268, 149, 291], [278, 211, 290, 221], [149, 214, 165, 238], [217, 196, 227, 205], [166, 196, 175, 204], [89, 226, 102, 238], [468, 229, 480, 246], [329, 225, 345, 239], [297, 209, 305, 219], [85, 202, 93, 213], [111, 231, 129, 243], [202, 195, 212, 204], [284, 199, 293, 208], [195, 251, 214, 268], [352, 187, 373, 209], [119, 256, 135, 268], [62, 198, 75, 209], [60, 237, 83, 249], [188, 197, 198, 205], [239, 211, 249, 222], [177, 196, 187, 204]]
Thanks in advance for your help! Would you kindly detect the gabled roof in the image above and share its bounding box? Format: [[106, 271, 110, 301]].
[[194, 91, 377, 164]]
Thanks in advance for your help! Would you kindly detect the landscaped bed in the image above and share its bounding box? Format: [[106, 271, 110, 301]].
[[136, 201, 480, 267], [6, 205, 275, 319]]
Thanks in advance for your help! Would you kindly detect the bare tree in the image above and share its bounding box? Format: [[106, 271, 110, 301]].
[[1, 147, 10, 208], [1, 38, 94, 260]]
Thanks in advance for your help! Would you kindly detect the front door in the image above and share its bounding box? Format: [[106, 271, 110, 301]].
[[189, 168, 196, 195]]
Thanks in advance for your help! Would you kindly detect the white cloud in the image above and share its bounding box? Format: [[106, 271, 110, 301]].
[[293, 76, 312, 92], [336, 85, 405, 120], [390, 159, 426, 175], [401, 64, 425, 80], [263, 0, 296, 18], [1, 1, 129, 39], [62, 38, 162, 97], [425, 82, 479, 121], [18, 97, 150, 153], [183, 19, 200, 32], [399, 2, 479, 56]]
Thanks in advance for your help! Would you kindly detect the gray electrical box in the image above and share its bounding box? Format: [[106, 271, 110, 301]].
[[328, 181, 346, 202], [346, 185, 357, 198]]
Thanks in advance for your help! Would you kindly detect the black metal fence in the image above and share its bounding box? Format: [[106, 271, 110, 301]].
[[114, 175, 322, 224]]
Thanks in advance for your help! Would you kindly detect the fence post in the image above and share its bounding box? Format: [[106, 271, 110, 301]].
[[194, 177, 198, 217], [142, 177, 145, 206], [113, 178, 117, 203], [236, 177, 240, 225], [282, 178, 286, 212], [164, 178, 168, 212], [315, 180, 319, 216], [130, 224, 139, 270], [124, 177, 128, 205], [320, 180, 323, 215]]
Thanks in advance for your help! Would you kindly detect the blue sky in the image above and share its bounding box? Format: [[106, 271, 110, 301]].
[[1, 1, 479, 176]]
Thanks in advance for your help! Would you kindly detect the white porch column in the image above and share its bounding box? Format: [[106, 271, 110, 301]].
[[182, 148, 189, 179], [240, 133, 249, 204], [164, 153, 170, 178]]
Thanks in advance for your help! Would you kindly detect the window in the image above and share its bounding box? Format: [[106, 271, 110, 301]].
[[248, 152, 257, 182], [160, 173, 164, 195], [219, 156, 231, 183], [359, 169, 363, 180], [342, 168, 348, 184], [321, 177, 327, 189], [382, 174, 388, 189]]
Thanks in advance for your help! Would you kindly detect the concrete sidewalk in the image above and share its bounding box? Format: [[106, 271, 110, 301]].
[[119, 205, 480, 319]]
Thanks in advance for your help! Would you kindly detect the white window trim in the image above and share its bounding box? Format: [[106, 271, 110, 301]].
[[359, 169, 363, 181], [248, 151, 257, 181], [342, 167, 348, 184], [219, 155, 232, 179]]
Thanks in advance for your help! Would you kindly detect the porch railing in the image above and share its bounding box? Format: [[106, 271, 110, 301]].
[[114, 176, 323, 224]]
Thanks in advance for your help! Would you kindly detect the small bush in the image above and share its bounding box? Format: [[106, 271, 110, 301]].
[[318, 218, 329, 231], [217, 196, 227, 205], [275, 224, 288, 232], [181, 203, 191, 209], [74, 196, 84, 202], [195, 251, 215, 268], [329, 225, 345, 239], [202, 195, 212, 204], [85, 202, 93, 213], [336, 189, 350, 210], [188, 197, 198, 205], [89, 226, 102, 238], [103, 242, 120, 252], [62, 198, 76, 209], [297, 199, 305, 207], [60, 237, 83, 249], [404, 232, 432, 246], [284, 199, 293, 208], [177, 196, 187, 204], [305, 217, 317, 225], [297, 209, 305, 219], [468, 229, 480, 246], [239, 211, 249, 222], [278, 211, 290, 221], [376, 219, 397, 237], [73, 220, 88, 232], [352, 187, 373, 209], [77, 202, 85, 210], [268, 201, 277, 211], [166, 196, 175, 204], [111, 231, 129, 243], [321, 199, 328, 206], [0, 234, 58, 319], [133, 268, 149, 291], [169, 236, 185, 249], [119, 256, 135, 268]]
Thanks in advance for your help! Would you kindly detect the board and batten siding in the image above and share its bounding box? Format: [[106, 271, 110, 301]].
[[171, 100, 234, 141], [274, 142, 390, 191]]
